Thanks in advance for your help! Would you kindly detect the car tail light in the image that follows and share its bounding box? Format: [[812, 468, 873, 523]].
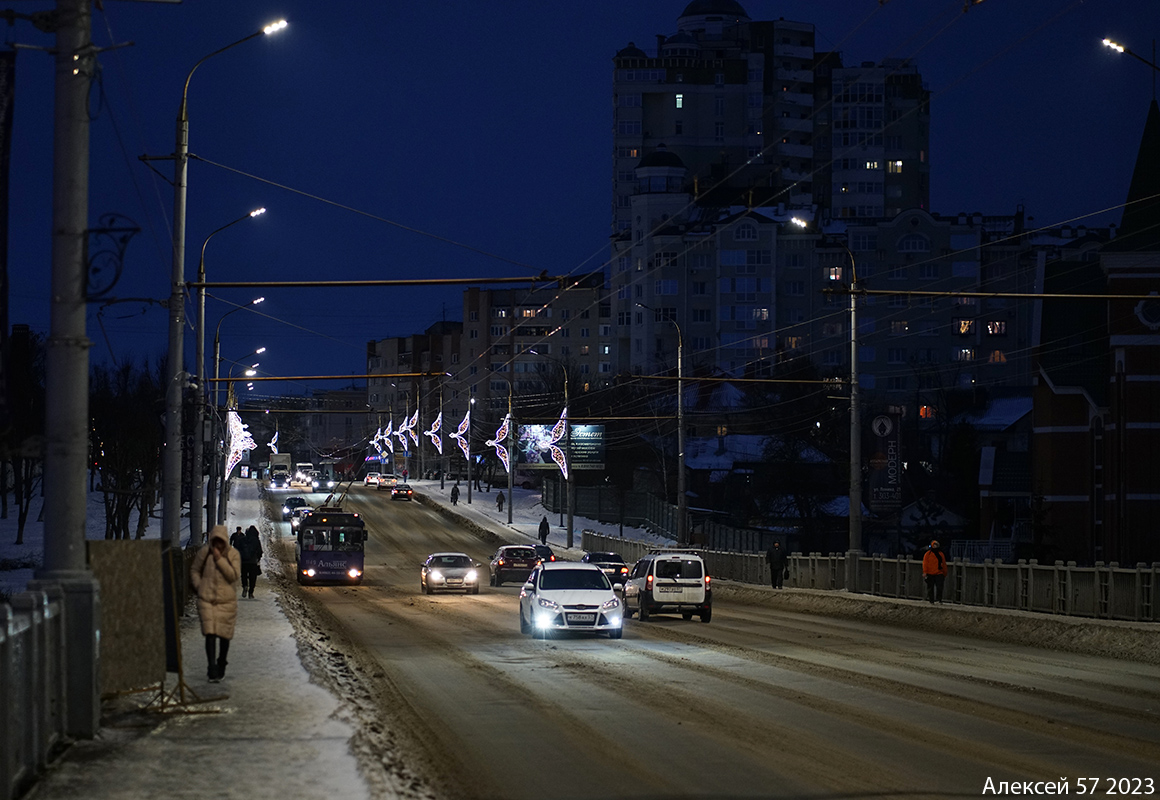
[[646, 574, 653, 587], [705, 575, 711, 586], [498, 559, 505, 566]]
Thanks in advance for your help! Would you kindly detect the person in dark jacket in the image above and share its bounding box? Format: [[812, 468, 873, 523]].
[[765, 541, 788, 588], [237, 525, 264, 599], [922, 539, 948, 603], [229, 526, 244, 550], [496, 491, 505, 514], [538, 515, 550, 546], [450, 483, 460, 506]]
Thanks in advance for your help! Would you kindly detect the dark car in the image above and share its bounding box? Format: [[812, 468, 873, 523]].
[[582, 551, 630, 584], [532, 544, 557, 564], [281, 496, 309, 521], [489, 545, 539, 587], [391, 483, 414, 501]]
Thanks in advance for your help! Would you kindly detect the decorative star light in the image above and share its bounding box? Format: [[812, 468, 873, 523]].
[[226, 411, 257, 479], [548, 408, 569, 480], [424, 412, 443, 455], [268, 430, 279, 454], [406, 409, 420, 447], [380, 420, 394, 452], [486, 414, 511, 473], [449, 409, 471, 463], [370, 426, 385, 456], [395, 415, 410, 451]]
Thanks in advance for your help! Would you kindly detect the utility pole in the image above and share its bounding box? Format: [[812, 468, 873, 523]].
[[30, 0, 101, 738], [845, 249, 863, 593]]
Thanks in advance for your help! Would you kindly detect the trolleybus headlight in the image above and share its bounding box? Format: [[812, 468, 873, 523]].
[[305, 568, 316, 577], [348, 568, 361, 579]]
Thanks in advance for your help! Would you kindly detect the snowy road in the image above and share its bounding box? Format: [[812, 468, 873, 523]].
[[269, 487, 1160, 800]]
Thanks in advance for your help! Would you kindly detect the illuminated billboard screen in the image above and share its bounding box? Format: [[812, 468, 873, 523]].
[[515, 424, 604, 469]]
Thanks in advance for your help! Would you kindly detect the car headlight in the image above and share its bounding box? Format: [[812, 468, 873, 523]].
[[429, 570, 443, 582], [536, 596, 559, 611], [282, 506, 290, 515], [601, 596, 621, 611], [465, 570, 478, 582]]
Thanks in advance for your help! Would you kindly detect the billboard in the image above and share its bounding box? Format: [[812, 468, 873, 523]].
[[515, 424, 604, 470], [868, 413, 902, 513]]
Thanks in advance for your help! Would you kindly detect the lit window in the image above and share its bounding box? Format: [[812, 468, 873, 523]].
[[919, 405, 937, 419], [887, 160, 903, 174], [864, 160, 880, 170], [988, 350, 1008, 363], [827, 266, 843, 281], [956, 348, 975, 362], [783, 336, 804, 350], [890, 321, 909, 335], [675, 94, 683, 108], [987, 320, 1007, 336], [954, 318, 976, 335]]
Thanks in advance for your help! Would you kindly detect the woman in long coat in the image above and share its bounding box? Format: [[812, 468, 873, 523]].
[[190, 525, 241, 682]]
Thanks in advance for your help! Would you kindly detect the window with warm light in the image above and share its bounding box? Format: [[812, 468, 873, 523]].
[[887, 160, 903, 173], [919, 405, 937, 419], [827, 266, 843, 281], [988, 350, 1008, 363], [987, 320, 1007, 336], [953, 318, 975, 335], [956, 348, 975, 362]]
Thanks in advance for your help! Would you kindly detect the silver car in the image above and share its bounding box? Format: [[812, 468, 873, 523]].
[[421, 552, 481, 595]]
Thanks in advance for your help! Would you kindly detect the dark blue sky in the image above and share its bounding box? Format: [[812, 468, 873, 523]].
[[9, 0, 1159, 398]]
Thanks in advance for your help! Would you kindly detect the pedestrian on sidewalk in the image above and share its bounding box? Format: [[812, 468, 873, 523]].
[[765, 541, 787, 589], [229, 526, 244, 550], [538, 515, 550, 546], [496, 490, 505, 515], [239, 524, 264, 598], [190, 525, 240, 683], [450, 483, 460, 506], [923, 539, 948, 604]]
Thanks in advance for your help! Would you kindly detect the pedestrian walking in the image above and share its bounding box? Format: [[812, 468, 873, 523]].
[[450, 483, 460, 506], [496, 491, 505, 514], [923, 539, 948, 604], [190, 525, 240, 683], [765, 541, 788, 589], [229, 526, 244, 550], [238, 524, 264, 599], [538, 515, 550, 546]]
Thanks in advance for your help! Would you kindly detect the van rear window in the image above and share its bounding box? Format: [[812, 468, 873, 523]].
[[655, 559, 703, 579]]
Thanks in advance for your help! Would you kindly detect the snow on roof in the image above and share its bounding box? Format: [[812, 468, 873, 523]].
[[958, 396, 1032, 431]]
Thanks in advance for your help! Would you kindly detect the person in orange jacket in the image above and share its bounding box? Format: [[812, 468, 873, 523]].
[[922, 539, 948, 604]]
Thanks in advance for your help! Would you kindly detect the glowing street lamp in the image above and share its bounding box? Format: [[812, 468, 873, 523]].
[[1102, 37, 1160, 73]]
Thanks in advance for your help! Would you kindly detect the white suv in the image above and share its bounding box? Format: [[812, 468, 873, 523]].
[[624, 550, 712, 623]]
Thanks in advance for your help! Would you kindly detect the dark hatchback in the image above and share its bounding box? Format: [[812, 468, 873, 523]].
[[489, 545, 539, 587], [581, 551, 630, 584]]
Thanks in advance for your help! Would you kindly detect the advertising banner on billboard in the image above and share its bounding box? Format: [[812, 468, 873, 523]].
[[516, 424, 604, 469], [868, 413, 902, 513]]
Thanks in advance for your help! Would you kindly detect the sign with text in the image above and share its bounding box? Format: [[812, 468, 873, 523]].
[[868, 413, 902, 513], [516, 424, 605, 470]]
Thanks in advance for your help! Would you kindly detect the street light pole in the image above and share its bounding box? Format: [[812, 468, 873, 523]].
[[192, 208, 264, 546], [845, 248, 863, 592], [638, 303, 687, 545], [209, 298, 264, 525], [163, 20, 287, 551], [467, 397, 474, 505]]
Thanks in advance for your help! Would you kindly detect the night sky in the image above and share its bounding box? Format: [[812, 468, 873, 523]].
[[8, 0, 1159, 399]]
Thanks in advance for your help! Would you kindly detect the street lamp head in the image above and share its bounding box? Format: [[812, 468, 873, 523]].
[[251, 297, 265, 305], [250, 207, 267, 218], [263, 20, 288, 35], [1103, 38, 1126, 53], [790, 216, 808, 228], [255, 347, 266, 354], [244, 369, 257, 377]]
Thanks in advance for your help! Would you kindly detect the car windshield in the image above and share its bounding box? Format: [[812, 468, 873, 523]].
[[655, 559, 704, 579], [433, 555, 471, 568], [505, 548, 536, 559], [540, 569, 612, 592]]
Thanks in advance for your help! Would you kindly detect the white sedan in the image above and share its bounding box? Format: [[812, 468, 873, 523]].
[[519, 562, 623, 639], [421, 552, 481, 595]]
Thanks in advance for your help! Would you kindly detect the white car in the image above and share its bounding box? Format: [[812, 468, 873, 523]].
[[519, 562, 623, 639], [420, 552, 480, 595], [624, 550, 712, 623], [363, 472, 381, 486]]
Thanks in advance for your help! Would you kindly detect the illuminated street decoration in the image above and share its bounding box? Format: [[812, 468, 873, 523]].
[[424, 412, 443, 455], [548, 408, 568, 480], [449, 409, 471, 463], [406, 409, 420, 447], [268, 430, 279, 454], [487, 414, 511, 473], [381, 420, 394, 452], [226, 411, 257, 479], [395, 415, 409, 451]]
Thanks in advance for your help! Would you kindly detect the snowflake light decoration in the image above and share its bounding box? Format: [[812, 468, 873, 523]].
[[548, 408, 568, 480], [424, 412, 443, 455], [226, 411, 257, 479], [268, 430, 279, 454], [449, 409, 471, 463]]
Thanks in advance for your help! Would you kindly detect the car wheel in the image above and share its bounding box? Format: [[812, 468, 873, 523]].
[[425, 581, 433, 595], [494, 573, 503, 587], [471, 585, 480, 595], [638, 595, 650, 621], [608, 626, 623, 640], [700, 606, 712, 623], [519, 607, 530, 634], [489, 573, 496, 587], [681, 611, 693, 621]]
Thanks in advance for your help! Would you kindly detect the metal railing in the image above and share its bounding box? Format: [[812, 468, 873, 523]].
[[581, 530, 1160, 622], [1, 587, 69, 800]]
